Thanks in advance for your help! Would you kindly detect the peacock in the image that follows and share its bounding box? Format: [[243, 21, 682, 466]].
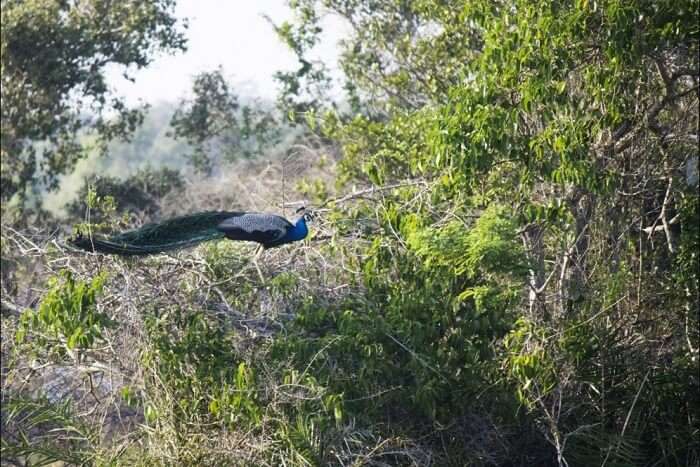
[[70, 207, 310, 256]]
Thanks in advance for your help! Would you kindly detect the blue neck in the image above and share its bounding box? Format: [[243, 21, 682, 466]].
[[285, 217, 308, 243]]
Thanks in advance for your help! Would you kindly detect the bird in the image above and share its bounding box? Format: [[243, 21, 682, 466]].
[[70, 207, 310, 256]]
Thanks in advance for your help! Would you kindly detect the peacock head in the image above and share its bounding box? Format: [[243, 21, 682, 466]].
[[295, 206, 314, 224]]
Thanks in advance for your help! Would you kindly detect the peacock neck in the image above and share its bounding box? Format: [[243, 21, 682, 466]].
[[285, 217, 308, 242]]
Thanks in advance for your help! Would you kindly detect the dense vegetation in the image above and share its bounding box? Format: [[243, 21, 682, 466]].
[[1, 0, 698, 466]]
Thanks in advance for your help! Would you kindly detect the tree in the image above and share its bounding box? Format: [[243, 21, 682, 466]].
[[281, 0, 699, 463], [65, 166, 184, 224], [273, 0, 484, 117], [170, 69, 282, 174], [0, 0, 186, 208]]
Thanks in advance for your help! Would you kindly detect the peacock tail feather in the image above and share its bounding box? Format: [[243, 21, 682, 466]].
[[70, 211, 239, 256]]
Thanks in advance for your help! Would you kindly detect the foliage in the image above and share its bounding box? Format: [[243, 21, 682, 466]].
[[141, 307, 260, 431], [0, 0, 186, 207], [268, 206, 528, 460], [16, 270, 112, 358], [170, 69, 282, 174], [4, 271, 120, 464], [268, 5, 334, 115], [1, 397, 103, 466], [279, 0, 699, 464], [65, 166, 185, 224]]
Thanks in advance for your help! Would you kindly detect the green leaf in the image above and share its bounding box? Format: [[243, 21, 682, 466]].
[[67, 327, 83, 350]]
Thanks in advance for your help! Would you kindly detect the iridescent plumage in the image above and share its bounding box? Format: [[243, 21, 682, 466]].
[[71, 209, 309, 255]]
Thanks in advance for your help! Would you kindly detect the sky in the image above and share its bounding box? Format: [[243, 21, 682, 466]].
[[106, 0, 346, 106]]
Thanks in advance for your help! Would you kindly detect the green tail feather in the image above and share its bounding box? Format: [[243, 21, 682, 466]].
[[70, 211, 238, 256]]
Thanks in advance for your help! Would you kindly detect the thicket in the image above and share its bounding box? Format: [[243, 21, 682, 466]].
[[2, 0, 698, 466]]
